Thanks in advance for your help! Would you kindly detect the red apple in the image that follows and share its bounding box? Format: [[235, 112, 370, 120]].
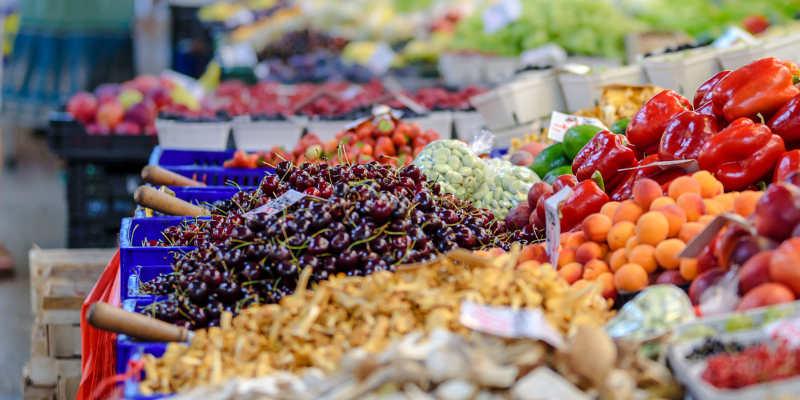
[[125, 101, 156, 127], [66, 92, 99, 124], [146, 88, 172, 109], [133, 74, 161, 95], [85, 122, 110, 135], [113, 120, 141, 135], [689, 268, 725, 305], [770, 238, 800, 296], [143, 123, 157, 136], [94, 83, 121, 104], [736, 283, 795, 311], [96, 101, 125, 129], [739, 250, 773, 294]]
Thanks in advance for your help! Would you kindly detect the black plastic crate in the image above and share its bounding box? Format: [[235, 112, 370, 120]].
[[68, 218, 123, 249], [66, 162, 141, 223], [48, 112, 158, 161]]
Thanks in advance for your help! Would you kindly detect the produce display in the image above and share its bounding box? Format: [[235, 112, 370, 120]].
[[702, 343, 800, 389], [138, 252, 614, 393], [574, 85, 664, 128]]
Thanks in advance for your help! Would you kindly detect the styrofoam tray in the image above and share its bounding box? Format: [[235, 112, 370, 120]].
[[763, 31, 800, 63], [453, 111, 485, 141], [405, 111, 453, 138], [558, 64, 647, 112], [306, 119, 347, 142], [643, 47, 722, 98], [668, 328, 800, 400], [232, 116, 307, 151], [717, 42, 767, 71], [155, 119, 231, 151], [471, 73, 565, 131]]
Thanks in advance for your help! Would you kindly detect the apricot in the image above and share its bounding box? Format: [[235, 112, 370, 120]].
[[769, 238, 800, 297], [600, 201, 621, 219], [489, 248, 506, 257], [660, 204, 687, 238], [692, 171, 721, 199], [703, 199, 725, 216], [632, 178, 662, 210], [609, 248, 627, 272], [625, 236, 640, 258], [557, 247, 577, 269], [654, 239, 686, 269], [607, 221, 636, 251], [474, 250, 491, 258], [517, 260, 542, 272], [596, 272, 617, 300], [733, 190, 762, 218], [635, 211, 669, 246], [628, 244, 658, 273], [612, 200, 645, 224], [614, 263, 649, 292], [712, 193, 735, 211], [559, 232, 575, 246], [668, 176, 702, 200], [572, 279, 591, 291], [677, 193, 706, 222], [575, 242, 603, 264], [649, 196, 676, 211], [678, 222, 705, 243], [519, 244, 548, 264], [583, 259, 611, 280], [679, 258, 699, 281], [565, 232, 589, 248], [697, 215, 716, 225], [558, 262, 584, 284], [582, 213, 613, 242]]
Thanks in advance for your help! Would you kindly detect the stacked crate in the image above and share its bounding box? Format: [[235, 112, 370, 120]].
[[24, 247, 116, 400]]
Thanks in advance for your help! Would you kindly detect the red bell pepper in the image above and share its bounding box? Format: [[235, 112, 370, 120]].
[[693, 70, 732, 109], [560, 175, 609, 231], [609, 155, 687, 201], [711, 57, 800, 122], [572, 131, 638, 193], [659, 110, 719, 162], [768, 93, 800, 145], [626, 89, 692, 149], [722, 117, 753, 131], [697, 122, 786, 191], [773, 150, 800, 182], [552, 174, 578, 192], [696, 100, 728, 129]]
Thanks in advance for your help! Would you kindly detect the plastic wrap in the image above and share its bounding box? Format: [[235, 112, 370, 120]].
[[475, 158, 540, 219], [412, 135, 490, 199], [605, 285, 695, 341]]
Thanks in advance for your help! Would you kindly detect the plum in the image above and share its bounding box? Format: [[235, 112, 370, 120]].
[[66, 92, 99, 124], [689, 268, 725, 305], [505, 203, 532, 231], [114, 121, 141, 135], [754, 183, 800, 242], [769, 238, 800, 297], [125, 102, 156, 127], [85, 122, 110, 135], [656, 270, 687, 285], [739, 250, 773, 294], [729, 235, 778, 268], [528, 182, 554, 209], [519, 143, 548, 158], [736, 283, 796, 311]]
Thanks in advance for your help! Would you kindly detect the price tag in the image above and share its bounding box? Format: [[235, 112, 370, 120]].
[[544, 187, 573, 268], [218, 42, 258, 68], [366, 42, 396, 76], [618, 159, 700, 173], [242, 190, 316, 220], [459, 301, 565, 349], [677, 212, 758, 259], [711, 26, 758, 49], [765, 314, 800, 348], [481, 0, 522, 34], [547, 111, 608, 142]]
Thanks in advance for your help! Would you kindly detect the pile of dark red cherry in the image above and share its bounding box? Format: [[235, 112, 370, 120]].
[[139, 160, 523, 329]]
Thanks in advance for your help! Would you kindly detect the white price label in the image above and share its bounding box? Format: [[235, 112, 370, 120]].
[[544, 187, 573, 268], [459, 301, 565, 349], [618, 159, 700, 173], [765, 314, 800, 348], [242, 190, 312, 220], [547, 111, 609, 142], [481, 0, 523, 34]]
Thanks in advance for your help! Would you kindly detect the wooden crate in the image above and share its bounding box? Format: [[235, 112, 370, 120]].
[[29, 247, 115, 313], [41, 280, 94, 358], [57, 376, 80, 400], [22, 371, 56, 400]]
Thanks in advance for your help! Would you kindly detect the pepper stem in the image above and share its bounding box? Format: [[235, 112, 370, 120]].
[[793, 75, 800, 85], [757, 113, 765, 125], [591, 171, 605, 192], [757, 181, 767, 191]]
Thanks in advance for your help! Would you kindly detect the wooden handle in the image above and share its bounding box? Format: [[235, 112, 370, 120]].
[[134, 186, 207, 217], [86, 302, 191, 342], [141, 165, 205, 187]]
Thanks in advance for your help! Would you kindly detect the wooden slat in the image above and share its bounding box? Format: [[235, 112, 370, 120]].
[[47, 325, 81, 359], [57, 376, 80, 400]]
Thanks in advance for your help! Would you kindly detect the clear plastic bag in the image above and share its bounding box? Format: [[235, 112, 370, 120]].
[[605, 285, 696, 341], [411, 131, 494, 199], [474, 158, 540, 219]]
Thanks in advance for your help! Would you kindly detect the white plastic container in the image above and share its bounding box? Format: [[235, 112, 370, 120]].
[[643, 47, 722, 98], [471, 72, 565, 131], [717, 42, 767, 70], [405, 111, 453, 138], [763, 31, 800, 63], [232, 116, 307, 151], [558, 65, 647, 112], [439, 52, 485, 87], [491, 120, 542, 149], [306, 120, 347, 142], [453, 111, 486, 141], [155, 119, 231, 151], [483, 56, 520, 84]]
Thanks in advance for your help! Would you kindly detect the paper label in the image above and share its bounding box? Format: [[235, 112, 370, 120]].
[[547, 111, 609, 142], [712, 26, 758, 49], [544, 187, 573, 268], [765, 315, 800, 349], [242, 190, 310, 220], [677, 212, 757, 258], [618, 159, 700, 173], [218, 42, 258, 68], [366, 42, 396, 76], [481, 0, 523, 35], [459, 301, 565, 349]]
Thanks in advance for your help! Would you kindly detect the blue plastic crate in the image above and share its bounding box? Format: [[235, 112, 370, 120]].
[[119, 217, 201, 288], [121, 264, 174, 301], [149, 146, 235, 167], [148, 146, 275, 186], [490, 148, 509, 158], [133, 186, 244, 218], [118, 298, 169, 400]]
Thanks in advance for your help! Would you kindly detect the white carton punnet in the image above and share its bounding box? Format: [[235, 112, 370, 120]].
[[232, 116, 306, 151], [763, 30, 800, 63], [453, 111, 485, 141], [644, 47, 723, 98], [471, 71, 565, 131], [558, 64, 647, 112], [306, 119, 347, 142], [156, 119, 231, 151], [405, 111, 454, 139], [717, 42, 768, 70]]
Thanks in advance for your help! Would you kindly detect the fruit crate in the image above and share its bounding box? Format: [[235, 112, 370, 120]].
[[119, 217, 202, 273], [149, 146, 275, 187], [117, 299, 168, 400], [67, 162, 140, 222], [155, 119, 232, 151], [48, 112, 158, 161], [133, 186, 243, 218], [149, 146, 234, 167], [121, 264, 173, 302]]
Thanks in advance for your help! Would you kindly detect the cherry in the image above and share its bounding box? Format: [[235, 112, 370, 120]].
[[260, 175, 280, 194], [275, 161, 292, 178], [307, 236, 330, 255], [298, 254, 319, 269], [304, 187, 321, 197], [186, 280, 208, 305], [388, 219, 408, 233], [188, 306, 209, 328], [369, 236, 389, 254], [413, 190, 433, 211], [217, 281, 241, 303], [317, 181, 333, 198], [240, 261, 264, 280], [330, 232, 351, 252], [371, 199, 392, 222], [337, 250, 360, 271], [320, 257, 337, 273], [202, 268, 223, 289], [276, 262, 298, 278]]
